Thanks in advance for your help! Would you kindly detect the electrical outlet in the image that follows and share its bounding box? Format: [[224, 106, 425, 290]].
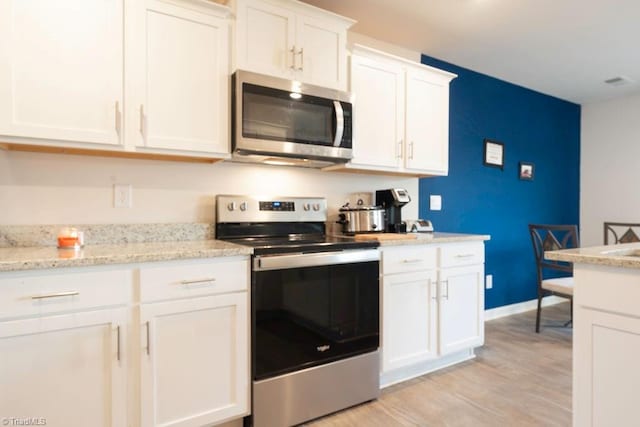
[[430, 195, 442, 211], [486, 274, 493, 289], [114, 184, 132, 208]]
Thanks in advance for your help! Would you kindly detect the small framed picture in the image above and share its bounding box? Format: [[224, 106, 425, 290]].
[[519, 162, 534, 180], [483, 139, 504, 169]]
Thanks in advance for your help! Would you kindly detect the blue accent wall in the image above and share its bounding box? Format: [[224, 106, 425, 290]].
[[420, 55, 581, 309]]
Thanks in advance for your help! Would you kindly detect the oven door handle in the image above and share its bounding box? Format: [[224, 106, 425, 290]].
[[332, 100, 345, 147], [254, 249, 379, 271]]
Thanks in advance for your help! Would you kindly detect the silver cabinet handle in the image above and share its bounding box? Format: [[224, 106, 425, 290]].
[[140, 105, 148, 144], [297, 47, 304, 71], [115, 101, 122, 139], [455, 254, 476, 258], [179, 278, 216, 285], [289, 46, 296, 70], [116, 325, 121, 362], [441, 280, 449, 300], [31, 290, 79, 300], [145, 321, 151, 356], [397, 140, 403, 159], [431, 280, 437, 300], [409, 141, 414, 159], [402, 259, 424, 264]]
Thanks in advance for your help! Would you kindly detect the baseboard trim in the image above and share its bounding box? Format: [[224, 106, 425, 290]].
[[484, 295, 569, 321], [380, 349, 476, 388]]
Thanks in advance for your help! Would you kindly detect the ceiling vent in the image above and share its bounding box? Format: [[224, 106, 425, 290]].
[[604, 76, 634, 87]]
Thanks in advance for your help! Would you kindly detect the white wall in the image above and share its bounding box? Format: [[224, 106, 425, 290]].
[[581, 92, 640, 246], [0, 149, 419, 228]]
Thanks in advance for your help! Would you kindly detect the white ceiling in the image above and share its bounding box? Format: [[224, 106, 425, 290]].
[[299, 0, 640, 104]]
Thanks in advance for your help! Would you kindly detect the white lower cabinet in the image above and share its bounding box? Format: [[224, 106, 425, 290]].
[[0, 267, 130, 427], [0, 257, 250, 427], [380, 241, 485, 385], [382, 270, 438, 372], [0, 308, 127, 427], [439, 264, 484, 355], [140, 293, 249, 427]]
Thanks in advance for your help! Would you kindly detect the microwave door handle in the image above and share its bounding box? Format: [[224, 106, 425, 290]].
[[332, 100, 345, 147]]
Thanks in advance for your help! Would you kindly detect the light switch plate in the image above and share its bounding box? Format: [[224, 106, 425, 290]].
[[114, 184, 132, 208], [430, 195, 442, 211]]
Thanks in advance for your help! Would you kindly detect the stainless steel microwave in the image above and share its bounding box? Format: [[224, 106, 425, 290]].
[[232, 70, 353, 168]]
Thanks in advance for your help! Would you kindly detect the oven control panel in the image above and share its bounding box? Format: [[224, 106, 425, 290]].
[[217, 195, 327, 223], [259, 201, 295, 211]]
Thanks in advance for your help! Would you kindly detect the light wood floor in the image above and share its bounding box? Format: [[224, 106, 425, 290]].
[[306, 303, 572, 427]]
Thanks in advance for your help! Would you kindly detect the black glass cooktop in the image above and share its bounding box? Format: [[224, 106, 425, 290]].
[[225, 234, 379, 256]]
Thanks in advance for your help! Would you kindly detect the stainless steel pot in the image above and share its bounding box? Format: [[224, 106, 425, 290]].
[[337, 204, 385, 234]]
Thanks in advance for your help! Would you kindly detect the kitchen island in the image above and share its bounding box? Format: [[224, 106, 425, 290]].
[[546, 243, 640, 427]]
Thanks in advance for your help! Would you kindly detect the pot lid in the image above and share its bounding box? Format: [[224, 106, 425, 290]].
[[339, 202, 383, 212]]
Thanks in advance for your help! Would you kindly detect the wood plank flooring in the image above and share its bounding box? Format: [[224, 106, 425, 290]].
[[306, 303, 572, 427]]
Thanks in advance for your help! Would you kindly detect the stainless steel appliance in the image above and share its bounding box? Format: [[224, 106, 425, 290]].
[[232, 70, 353, 168], [337, 202, 385, 234], [216, 195, 380, 427], [376, 188, 412, 233]]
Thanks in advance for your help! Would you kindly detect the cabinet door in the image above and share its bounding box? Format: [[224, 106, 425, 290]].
[[296, 15, 347, 90], [236, 0, 296, 79], [574, 308, 640, 427], [404, 68, 450, 175], [140, 293, 249, 427], [350, 54, 404, 169], [439, 264, 484, 355], [382, 271, 438, 373], [132, 0, 229, 154], [0, 0, 123, 146], [0, 309, 127, 427]]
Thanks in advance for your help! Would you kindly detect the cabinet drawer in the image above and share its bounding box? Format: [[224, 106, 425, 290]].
[[0, 268, 131, 320], [139, 257, 249, 302], [382, 245, 437, 275], [440, 242, 484, 268]]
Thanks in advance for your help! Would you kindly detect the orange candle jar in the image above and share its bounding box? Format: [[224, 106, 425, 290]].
[[57, 227, 81, 249]]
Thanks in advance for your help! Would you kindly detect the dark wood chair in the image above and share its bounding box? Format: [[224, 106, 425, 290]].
[[528, 224, 579, 333], [604, 222, 640, 245]]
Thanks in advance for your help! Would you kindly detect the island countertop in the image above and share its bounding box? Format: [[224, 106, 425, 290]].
[[0, 240, 253, 273], [545, 242, 640, 269]]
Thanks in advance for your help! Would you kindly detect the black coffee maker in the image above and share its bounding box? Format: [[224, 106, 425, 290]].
[[376, 188, 411, 233]]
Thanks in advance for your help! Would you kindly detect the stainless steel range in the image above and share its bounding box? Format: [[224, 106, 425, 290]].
[[216, 195, 380, 427]]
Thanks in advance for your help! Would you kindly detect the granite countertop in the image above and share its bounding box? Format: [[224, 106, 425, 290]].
[[545, 242, 640, 269], [375, 232, 491, 246], [0, 240, 253, 273]]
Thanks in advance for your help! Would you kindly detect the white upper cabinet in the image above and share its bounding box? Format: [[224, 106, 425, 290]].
[[328, 45, 456, 177], [405, 68, 451, 174], [349, 53, 404, 169], [0, 0, 231, 159], [234, 0, 354, 90], [0, 0, 124, 147], [128, 0, 230, 155]]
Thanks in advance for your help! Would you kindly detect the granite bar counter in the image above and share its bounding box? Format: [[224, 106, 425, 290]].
[[545, 241, 640, 269]]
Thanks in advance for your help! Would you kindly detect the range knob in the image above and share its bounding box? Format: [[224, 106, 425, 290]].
[[239, 202, 248, 211], [227, 202, 237, 211], [312, 203, 321, 211], [303, 203, 311, 211]]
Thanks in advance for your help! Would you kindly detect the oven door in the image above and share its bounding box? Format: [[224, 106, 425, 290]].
[[233, 70, 353, 162], [252, 249, 379, 381]]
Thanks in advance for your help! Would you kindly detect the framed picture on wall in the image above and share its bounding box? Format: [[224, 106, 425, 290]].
[[519, 162, 534, 180], [483, 139, 504, 169]]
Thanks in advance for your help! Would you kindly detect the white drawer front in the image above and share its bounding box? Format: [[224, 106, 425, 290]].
[[382, 245, 437, 275], [0, 268, 131, 320], [139, 257, 249, 302], [440, 242, 485, 268]]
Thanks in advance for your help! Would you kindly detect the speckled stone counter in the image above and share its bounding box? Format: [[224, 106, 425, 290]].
[[0, 240, 252, 272], [374, 232, 490, 246], [545, 242, 640, 269]]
